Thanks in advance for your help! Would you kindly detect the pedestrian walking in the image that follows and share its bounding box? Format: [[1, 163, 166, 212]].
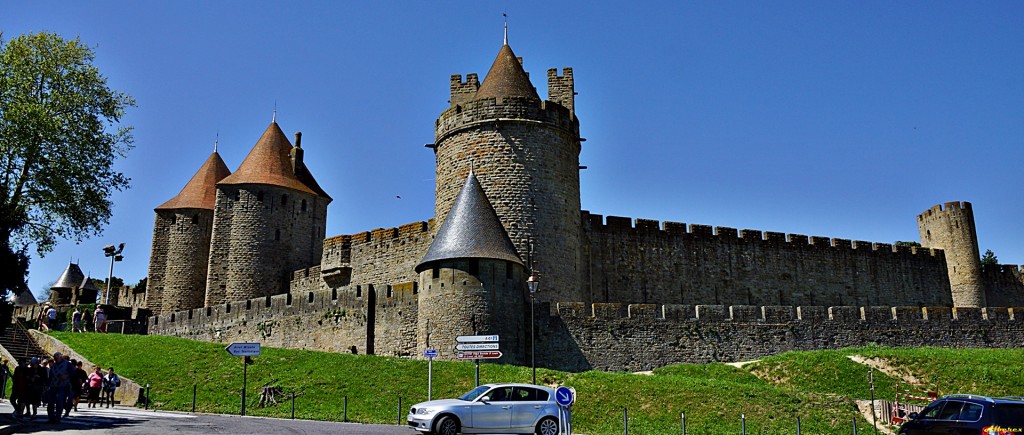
[[83, 308, 93, 332], [27, 357, 47, 419], [94, 307, 107, 333], [67, 360, 87, 415], [36, 308, 49, 331], [46, 306, 58, 331], [87, 366, 103, 408], [103, 367, 120, 407], [46, 352, 74, 423], [11, 359, 31, 418], [72, 307, 83, 332]]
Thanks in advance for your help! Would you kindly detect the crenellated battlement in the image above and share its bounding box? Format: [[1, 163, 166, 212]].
[[435, 95, 578, 143], [547, 67, 574, 113], [554, 303, 1020, 323], [449, 73, 480, 105], [582, 211, 940, 257], [917, 201, 973, 223]]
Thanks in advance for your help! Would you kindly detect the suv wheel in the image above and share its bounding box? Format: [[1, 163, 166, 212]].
[[435, 415, 460, 435], [535, 417, 558, 435]]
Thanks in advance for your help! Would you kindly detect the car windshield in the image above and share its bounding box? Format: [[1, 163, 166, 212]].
[[459, 385, 491, 401]]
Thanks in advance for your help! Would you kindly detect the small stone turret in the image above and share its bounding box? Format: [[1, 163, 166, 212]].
[[434, 40, 582, 304], [918, 201, 985, 307], [416, 171, 527, 364]]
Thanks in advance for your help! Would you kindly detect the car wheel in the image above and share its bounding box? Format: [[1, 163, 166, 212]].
[[435, 415, 460, 435], [535, 417, 558, 435]]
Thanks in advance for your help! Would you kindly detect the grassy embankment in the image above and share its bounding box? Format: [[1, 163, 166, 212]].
[[50, 332, 1024, 435]]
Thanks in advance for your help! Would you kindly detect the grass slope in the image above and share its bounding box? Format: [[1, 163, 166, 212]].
[[50, 333, 1023, 434]]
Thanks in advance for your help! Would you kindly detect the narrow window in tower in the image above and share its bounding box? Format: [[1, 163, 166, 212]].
[[233, 190, 240, 201], [301, 199, 307, 212], [192, 214, 199, 225], [468, 259, 479, 276], [356, 285, 362, 298], [282, 194, 288, 206], [412, 282, 418, 295], [275, 229, 281, 241], [506, 261, 513, 279], [170, 215, 177, 225], [386, 285, 393, 298], [432, 265, 440, 279], [257, 191, 264, 202]]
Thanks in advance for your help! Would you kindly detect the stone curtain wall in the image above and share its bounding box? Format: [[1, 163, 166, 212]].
[[581, 213, 954, 308], [983, 264, 1024, 307], [538, 303, 1024, 372], [149, 285, 417, 357]]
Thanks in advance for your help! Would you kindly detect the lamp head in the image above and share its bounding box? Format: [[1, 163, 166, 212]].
[[527, 274, 539, 294]]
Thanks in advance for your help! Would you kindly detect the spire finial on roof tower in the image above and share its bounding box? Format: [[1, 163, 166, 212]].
[[214, 131, 219, 153], [503, 12, 508, 45], [272, 101, 277, 123]]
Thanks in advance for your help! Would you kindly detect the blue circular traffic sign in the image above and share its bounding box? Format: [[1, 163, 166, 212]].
[[554, 386, 576, 407]]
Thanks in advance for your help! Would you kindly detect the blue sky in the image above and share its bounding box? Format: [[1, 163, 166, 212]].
[[5, 1, 1022, 299]]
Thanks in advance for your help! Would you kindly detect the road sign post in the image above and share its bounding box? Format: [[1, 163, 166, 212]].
[[456, 335, 499, 387], [225, 343, 261, 416], [555, 386, 576, 435], [424, 349, 437, 400]]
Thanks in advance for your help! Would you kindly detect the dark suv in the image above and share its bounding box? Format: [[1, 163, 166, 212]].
[[898, 394, 1024, 434]]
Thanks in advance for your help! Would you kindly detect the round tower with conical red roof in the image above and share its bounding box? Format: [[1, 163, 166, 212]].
[[433, 38, 582, 303], [204, 123, 330, 305], [148, 150, 231, 314]]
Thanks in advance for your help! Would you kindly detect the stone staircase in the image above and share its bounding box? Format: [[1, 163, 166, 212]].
[[0, 321, 48, 364]]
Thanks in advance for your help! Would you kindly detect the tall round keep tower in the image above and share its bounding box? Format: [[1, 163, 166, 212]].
[[918, 201, 986, 307], [416, 171, 527, 364], [148, 151, 231, 314], [205, 123, 330, 305], [433, 39, 582, 303]]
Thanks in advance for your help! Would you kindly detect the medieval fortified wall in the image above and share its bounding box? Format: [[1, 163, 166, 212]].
[[146, 36, 1024, 373]]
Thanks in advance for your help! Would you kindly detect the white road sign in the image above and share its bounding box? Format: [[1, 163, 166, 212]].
[[455, 343, 500, 351], [225, 342, 261, 357], [456, 335, 499, 343]]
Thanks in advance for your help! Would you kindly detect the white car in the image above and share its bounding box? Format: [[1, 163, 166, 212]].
[[407, 383, 561, 435]]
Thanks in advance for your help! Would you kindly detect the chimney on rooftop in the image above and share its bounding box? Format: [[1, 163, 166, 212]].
[[290, 131, 304, 176]]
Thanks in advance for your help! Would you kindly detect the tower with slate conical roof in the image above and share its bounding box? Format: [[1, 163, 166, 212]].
[[433, 34, 582, 304], [205, 123, 330, 305], [50, 261, 86, 305], [148, 150, 231, 314], [416, 170, 527, 364]]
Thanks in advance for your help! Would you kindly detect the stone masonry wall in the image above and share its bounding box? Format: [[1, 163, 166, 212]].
[[161, 209, 214, 313], [149, 285, 417, 357], [206, 184, 326, 306], [539, 303, 1024, 372], [983, 264, 1024, 307], [918, 201, 985, 307], [581, 213, 954, 308], [434, 96, 582, 304], [146, 213, 171, 314]]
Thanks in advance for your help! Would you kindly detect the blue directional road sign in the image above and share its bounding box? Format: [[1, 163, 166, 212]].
[[554, 386, 576, 407], [424, 349, 438, 358]]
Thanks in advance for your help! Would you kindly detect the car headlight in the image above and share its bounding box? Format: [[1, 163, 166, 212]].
[[417, 408, 435, 415]]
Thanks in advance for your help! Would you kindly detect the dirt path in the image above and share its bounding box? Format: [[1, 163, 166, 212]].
[[847, 355, 922, 384], [854, 400, 896, 435]]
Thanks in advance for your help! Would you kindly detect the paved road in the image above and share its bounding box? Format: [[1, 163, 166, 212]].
[[0, 400, 420, 434]]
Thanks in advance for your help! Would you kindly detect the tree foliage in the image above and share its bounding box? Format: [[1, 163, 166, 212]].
[[981, 249, 998, 267], [0, 32, 135, 301]]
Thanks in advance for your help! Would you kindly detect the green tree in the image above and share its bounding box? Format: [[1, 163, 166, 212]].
[[0, 32, 135, 316], [981, 249, 998, 267]]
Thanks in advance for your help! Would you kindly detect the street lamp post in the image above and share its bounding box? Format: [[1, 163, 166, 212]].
[[103, 243, 125, 304], [527, 273, 539, 384]]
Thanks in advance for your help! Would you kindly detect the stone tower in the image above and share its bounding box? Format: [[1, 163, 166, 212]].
[[416, 171, 528, 364], [918, 201, 985, 307], [205, 122, 330, 306], [147, 151, 231, 314], [432, 38, 582, 303]]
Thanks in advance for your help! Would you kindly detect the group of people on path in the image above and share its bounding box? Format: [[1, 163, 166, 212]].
[[8, 352, 120, 423], [36, 305, 108, 333]]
